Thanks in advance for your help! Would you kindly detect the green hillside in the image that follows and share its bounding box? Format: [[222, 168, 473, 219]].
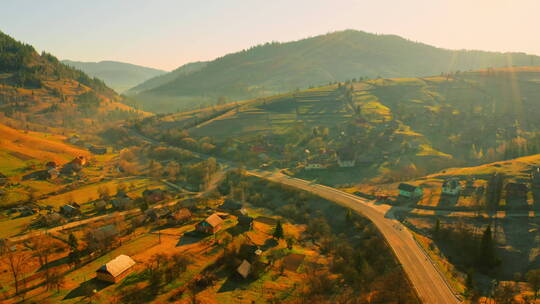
[[132, 30, 540, 113], [132, 66, 540, 182], [62, 60, 166, 93], [0, 31, 148, 131]]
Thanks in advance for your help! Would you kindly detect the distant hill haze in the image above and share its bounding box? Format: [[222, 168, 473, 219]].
[[126, 61, 207, 95], [133, 29, 540, 113], [62, 60, 166, 93]]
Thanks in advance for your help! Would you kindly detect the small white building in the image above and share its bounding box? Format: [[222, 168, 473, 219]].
[[305, 159, 325, 170]]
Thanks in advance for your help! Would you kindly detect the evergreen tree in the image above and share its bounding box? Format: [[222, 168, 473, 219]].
[[67, 233, 78, 250], [433, 219, 441, 239], [345, 209, 353, 222], [478, 225, 498, 272], [273, 220, 284, 239]]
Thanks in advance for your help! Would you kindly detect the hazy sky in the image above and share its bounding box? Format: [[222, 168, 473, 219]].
[[1, 0, 539, 71]]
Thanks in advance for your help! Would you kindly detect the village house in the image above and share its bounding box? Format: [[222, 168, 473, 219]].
[[34, 212, 65, 227], [60, 204, 81, 217], [45, 161, 58, 169], [111, 195, 134, 210], [236, 260, 252, 279], [196, 213, 224, 234], [336, 147, 356, 168], [144, 207, 171, 222], [167, 208, 192, 225], [96, 254, 136, 283], [305, 159, 325, 170], [398, 183, 423, 199], [143, 188, 167, 204], [441, 179, 461, 196], [94, 200, 107, 211], [89, 145, 107, 155]]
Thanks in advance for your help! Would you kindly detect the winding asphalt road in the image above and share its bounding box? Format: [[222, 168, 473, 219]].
[[249, 170, 460, 304]]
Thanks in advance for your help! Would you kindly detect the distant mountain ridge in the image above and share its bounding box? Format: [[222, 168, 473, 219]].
[[133, 29, 540, 113], [62, 59, 166, 93], [126, 61, 207, 95]]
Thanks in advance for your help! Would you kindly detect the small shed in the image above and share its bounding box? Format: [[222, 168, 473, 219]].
[[96, 254, 136, 283], [60, 204, 81, 217], [398, 183, 423, 199], [196, 213, 223, 234], [236, 260, 251, 279]]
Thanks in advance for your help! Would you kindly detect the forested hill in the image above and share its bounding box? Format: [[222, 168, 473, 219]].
[[62, 60, 166, 93], [133, 29, 540, 113], [0, 31, 147, 131]]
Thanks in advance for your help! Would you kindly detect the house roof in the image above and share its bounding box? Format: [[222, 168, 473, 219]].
[[97, 255, 136, 277], [62, 204, 78, 212], [204, 214, 223, 227], [236, 260, 251, 279], [170, 208, 192, 220], [282, 253, 305, 271], [398, 183, 418, 192]]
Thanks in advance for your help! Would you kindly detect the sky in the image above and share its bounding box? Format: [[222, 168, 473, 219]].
[[1, 0, 539, 71]]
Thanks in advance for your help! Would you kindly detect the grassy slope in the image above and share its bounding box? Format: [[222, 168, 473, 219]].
[[0, 122, 89, 175]]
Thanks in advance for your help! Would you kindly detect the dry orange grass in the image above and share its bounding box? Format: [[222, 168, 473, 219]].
[[0, 123, 89, 163]]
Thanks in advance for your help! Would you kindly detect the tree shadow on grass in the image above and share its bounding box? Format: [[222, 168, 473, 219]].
[[116, 271, 148, 289], [63, 278, 112, 300], [177, 232, 206, 246], [261, 238, 278, 251], [38, 256, 70, 271], [217, 274, 256, 293], [223, 224, 249, 237]]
